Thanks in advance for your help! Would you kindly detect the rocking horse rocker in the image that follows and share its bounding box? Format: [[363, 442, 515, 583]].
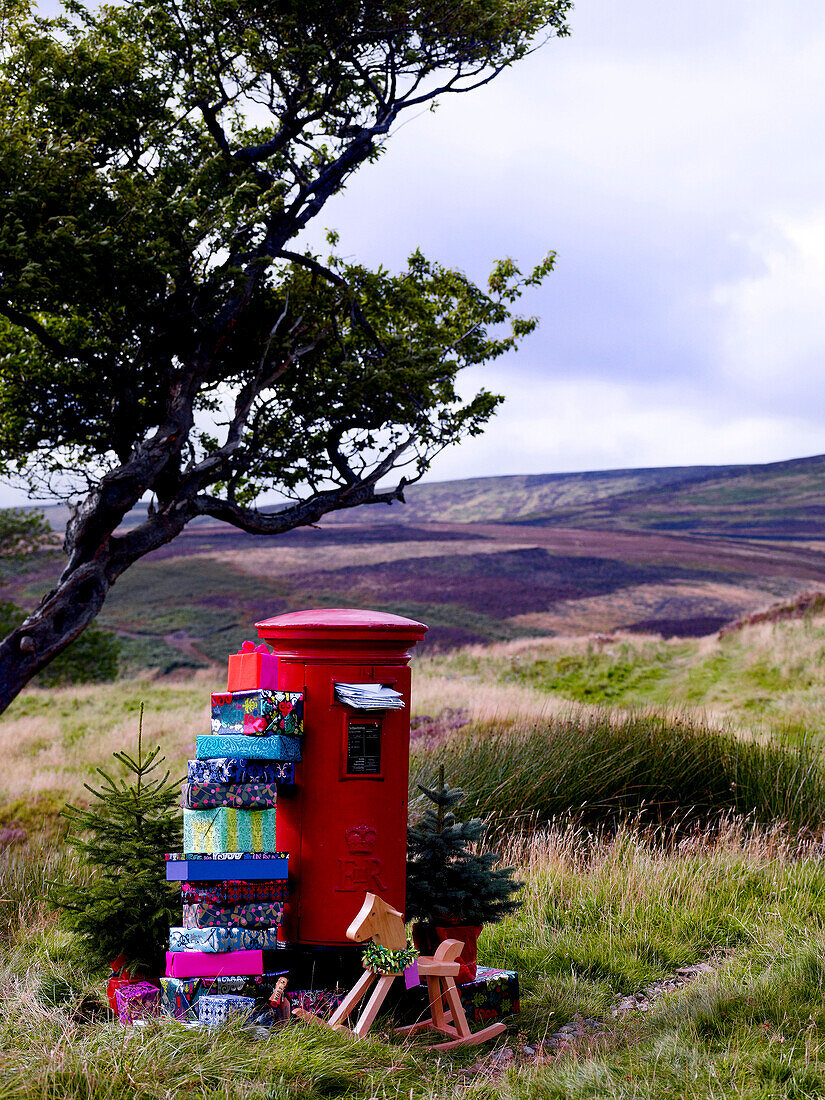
[[293, 893, 507, 1051]]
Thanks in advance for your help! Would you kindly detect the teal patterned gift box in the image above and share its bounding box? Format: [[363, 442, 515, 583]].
[[183, 807, 277, 854], [196, 734, 301, 761]]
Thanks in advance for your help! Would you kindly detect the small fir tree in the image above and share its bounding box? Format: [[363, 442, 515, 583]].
[[48, 706, 182, 975], [406, 766, 523, 926]]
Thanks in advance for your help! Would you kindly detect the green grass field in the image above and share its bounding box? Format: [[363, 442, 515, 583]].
[[4, 609, 825, 1097]]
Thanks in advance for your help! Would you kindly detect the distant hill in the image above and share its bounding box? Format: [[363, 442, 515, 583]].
[[333, 453, 825, 538]]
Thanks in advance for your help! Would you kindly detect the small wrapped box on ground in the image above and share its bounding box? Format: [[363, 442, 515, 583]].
[[183, 807, 277, 854], [290, 988, 348, 1017], [160, 972, 286, 1020], [196, 734, 301, 762], [459, 967, 520, 1023], [115, 981, 161, 1025], [182, 901, 283, 929], [198, 994, 256, 1026], [210, 690, 304, 737]]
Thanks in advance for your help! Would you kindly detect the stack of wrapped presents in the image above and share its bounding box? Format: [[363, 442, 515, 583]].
[[160, 642, 302, 1026]]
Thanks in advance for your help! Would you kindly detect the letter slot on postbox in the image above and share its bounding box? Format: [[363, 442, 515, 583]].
[[255, 608, 427, 947]]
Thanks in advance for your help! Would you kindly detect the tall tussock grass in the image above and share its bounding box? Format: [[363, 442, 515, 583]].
[[410, 709, 825, 831]]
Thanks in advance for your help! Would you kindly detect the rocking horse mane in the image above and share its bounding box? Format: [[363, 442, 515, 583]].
[[346, 892, 407, 951]]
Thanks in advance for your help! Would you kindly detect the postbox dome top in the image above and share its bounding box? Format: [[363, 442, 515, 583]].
[[255, 607, 428, 645]]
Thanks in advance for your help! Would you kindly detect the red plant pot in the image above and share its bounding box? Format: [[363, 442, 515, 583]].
[[412, 921, 483, 985]]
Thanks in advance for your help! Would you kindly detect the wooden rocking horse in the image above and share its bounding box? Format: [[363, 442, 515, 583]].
[[293, 892, 507, 1051]]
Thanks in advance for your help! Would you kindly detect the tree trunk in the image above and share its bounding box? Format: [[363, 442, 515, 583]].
[[0, 504, 193, 714], [0, 559, 111, 712]]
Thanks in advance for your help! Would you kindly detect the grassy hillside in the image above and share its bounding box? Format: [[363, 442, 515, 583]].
[[6, 519, 825, 678], [328, 452, 825, 537], [425, 601, 825, 739]]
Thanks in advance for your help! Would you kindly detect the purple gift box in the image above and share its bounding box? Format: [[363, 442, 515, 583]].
[[115, 981, 161, 1025]]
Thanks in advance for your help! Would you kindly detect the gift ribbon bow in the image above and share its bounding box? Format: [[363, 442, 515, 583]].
[[238, 641, 270, 654]]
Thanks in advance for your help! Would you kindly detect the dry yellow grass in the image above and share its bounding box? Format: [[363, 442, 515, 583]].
[[0, 672, 217, 809], [208, 537, 526, 575]]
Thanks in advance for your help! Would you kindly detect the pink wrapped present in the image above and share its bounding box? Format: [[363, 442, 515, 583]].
[[227, 641, 279, 691], [115, 981, 161, 1025], [164, 949, 264, 979]]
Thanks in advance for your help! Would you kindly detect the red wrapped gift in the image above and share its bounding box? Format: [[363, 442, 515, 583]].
[[227, 641, 279, 691]]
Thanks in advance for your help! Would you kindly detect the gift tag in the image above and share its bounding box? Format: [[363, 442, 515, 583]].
[[404, 961, 420, 989]]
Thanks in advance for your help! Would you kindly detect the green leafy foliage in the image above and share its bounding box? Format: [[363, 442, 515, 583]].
[[0, 0, 568, 495], [0, 0, 572, 708], [0, 507, 52, 561], [0, 600, 120, 684], [46, 708, 182, 975], [406, 766, 522, 925]]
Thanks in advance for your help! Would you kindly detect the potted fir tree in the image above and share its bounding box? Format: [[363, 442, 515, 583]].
[[406, 767, 522, 984]]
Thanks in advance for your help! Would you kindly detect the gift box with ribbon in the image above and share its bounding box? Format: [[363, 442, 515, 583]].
[[187, 758, 294, 786], [227, 641, 279, 692], [115, 981, 161, 1025], [183, 780, 279, 811], [181, 879, 289, 905], [210, 690, 304, 738], [197, 993, 256, 1026], [183, 807, 277, 854], [169, 925, 281, 953], [196, 734, 302, 762], [182, 901, 283, 929], [164, 949, 264, 979]]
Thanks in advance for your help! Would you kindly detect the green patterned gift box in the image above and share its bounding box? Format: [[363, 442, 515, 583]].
[[182, 807, 277, 855]]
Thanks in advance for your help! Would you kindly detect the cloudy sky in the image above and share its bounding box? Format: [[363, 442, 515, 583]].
[[5, 0, 825, 505], [312, 0, 825, 482]]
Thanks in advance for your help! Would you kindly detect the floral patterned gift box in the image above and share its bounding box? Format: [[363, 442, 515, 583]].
[[210, 690, 303, 737], [459, 967, 520, 1024]]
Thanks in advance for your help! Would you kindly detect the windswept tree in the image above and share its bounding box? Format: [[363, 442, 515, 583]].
[[0, 0, 571, 710]]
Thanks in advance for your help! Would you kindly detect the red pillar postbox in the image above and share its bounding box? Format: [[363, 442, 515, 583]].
[[255, 608, 428, 947]]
